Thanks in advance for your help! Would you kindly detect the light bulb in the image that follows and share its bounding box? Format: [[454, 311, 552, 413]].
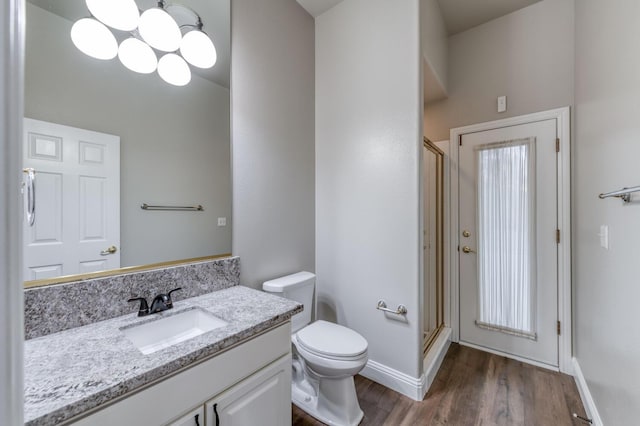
[[180, 30, 217, 69], [157, 53, 191, 86], [118, 38, 157, 74], [86, 0, 139, 32], [138, 8, 181, 52], [70, 18, 118, 60]]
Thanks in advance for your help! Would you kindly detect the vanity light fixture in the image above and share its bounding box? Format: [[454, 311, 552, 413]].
[[71, 0, 218, 86]]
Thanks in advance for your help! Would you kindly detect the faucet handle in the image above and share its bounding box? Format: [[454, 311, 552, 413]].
[[127, 297, 149, 317], [166, 287, 183, 308]]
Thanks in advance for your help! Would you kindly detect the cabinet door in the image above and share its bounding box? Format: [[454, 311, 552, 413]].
[[205, 356, 291, 426], [168, 406, 205, 426]]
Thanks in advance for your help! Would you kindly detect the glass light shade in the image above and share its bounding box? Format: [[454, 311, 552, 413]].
[[180, 30, 217, 69], [86, 0, 139, 31], [70, 18, 118, 60], [138, 8, 182, 52], [157, 53, 191, 86], [118, 38, 157, 74]]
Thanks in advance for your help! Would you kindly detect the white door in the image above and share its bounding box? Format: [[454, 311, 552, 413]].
[[23, 118, 120, 280], [459, 119, 559, 367], [205, 357, 291, 426]]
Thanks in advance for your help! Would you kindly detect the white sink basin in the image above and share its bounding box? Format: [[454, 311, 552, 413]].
[[121, 308, 228, 355]]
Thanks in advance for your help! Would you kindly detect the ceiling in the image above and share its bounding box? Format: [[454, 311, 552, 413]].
[[27, 0, 230, 88], [436, 0, 542, 35], [296, 0, 344, 17]]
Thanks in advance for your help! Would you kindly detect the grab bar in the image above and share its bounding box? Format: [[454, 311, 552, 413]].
[[23, 168, 36, 226], [376, 300, 407, 315], [598, 185, 640, 203], [141, 203, 204, 211]]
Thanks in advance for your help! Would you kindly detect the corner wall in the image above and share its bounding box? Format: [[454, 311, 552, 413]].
[[574, 1, 640, 424], [424, 0, 574, 141], [316, 0, 423, 394], [231, 0, 315, 289]]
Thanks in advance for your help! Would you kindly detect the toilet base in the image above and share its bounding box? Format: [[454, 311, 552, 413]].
[[292, 376, 364, 426]]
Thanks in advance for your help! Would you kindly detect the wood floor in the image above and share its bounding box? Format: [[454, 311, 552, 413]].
[[292, 343, 588, 425]]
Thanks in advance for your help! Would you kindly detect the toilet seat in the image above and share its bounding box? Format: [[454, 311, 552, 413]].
[[296, 320, 368, 361]]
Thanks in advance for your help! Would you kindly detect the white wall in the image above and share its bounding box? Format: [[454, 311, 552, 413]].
[[316, 0, 423, 389], [0, 0, 24, 424], [421, 0, 448, 102], [25, 4, 231, 267], [424, 0, 574, 141], [574, 1, 640, 424], [231, 0, 315, 289]]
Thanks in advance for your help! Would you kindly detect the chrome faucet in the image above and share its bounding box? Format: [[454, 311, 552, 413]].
[[127, 287, 182, 317]]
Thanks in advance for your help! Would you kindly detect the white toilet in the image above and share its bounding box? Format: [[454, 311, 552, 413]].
[[263, 272, 368, 426]]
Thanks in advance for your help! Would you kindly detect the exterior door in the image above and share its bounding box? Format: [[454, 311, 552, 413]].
[[459, 119, 558, 367], [23, 118, 120, 280]]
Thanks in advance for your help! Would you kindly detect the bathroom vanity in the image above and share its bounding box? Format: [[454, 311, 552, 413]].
[[23, 285, 301, 426]]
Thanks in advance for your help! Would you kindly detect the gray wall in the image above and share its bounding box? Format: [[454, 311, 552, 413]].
[[25, 4, 231, 267], [424, 0, 574, 141], [574, 1, 640, 424], [231, 0, 315, 289], [316, 0, 423, 386]]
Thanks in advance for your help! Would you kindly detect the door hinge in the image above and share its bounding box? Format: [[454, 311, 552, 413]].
[[459, 135, 463, 146], [557, 321, 561, 335], [556, 229, 561, 244], [556, 138, 560, 153]]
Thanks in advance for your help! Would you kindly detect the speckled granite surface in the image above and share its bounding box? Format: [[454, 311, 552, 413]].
[[25, 257, 240, 339], [24, 285, 301, 426]]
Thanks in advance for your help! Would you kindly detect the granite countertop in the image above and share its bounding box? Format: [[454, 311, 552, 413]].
[[24, 286, 302, 426]]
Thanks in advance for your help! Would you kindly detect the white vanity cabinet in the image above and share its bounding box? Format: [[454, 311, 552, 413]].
[[169, 406, 205, 426], [204, 356, 290, 426], [69, 323, 291, 426]]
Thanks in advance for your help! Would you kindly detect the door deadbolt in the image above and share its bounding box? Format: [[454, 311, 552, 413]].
[[462, 230, 471, 238]]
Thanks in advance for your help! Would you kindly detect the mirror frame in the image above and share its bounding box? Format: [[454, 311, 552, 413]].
[[22, 0, 232, 289]]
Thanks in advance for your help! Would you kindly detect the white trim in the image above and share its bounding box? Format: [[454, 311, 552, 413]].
[[449, 107, 572, 374], [421, 327, 451, 399], [360, 360, 425, 401], [572, 357, 603, 426], [459, 341, 559, 373], [0, 0, 25, 425]]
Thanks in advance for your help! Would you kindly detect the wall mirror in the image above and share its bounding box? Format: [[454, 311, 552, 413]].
[[23, 0, 231, 287]]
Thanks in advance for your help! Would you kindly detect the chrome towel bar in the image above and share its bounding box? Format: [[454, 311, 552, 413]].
[[598, 185, 640, 203], [141, 203, 204, 211], [376, 300, 407, 315]]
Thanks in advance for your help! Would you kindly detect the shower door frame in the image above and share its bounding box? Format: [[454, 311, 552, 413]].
[[422, 137, 445, 354]]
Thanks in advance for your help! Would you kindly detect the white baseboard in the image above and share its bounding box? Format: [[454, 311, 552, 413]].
[[360, 360, 425, 401], [360, 328, 452, 401], [421, 327, 451, 399], [572, 357, 603, 426]]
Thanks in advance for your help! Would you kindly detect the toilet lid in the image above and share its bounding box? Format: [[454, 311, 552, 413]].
[[296, 320, 368, 358]]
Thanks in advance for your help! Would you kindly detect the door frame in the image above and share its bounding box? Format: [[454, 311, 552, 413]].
[[1, 0, 25, 424], [448, 107, 572, 374]]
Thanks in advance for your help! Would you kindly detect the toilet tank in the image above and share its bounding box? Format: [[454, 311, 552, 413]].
[[263, 271, 315, 333]]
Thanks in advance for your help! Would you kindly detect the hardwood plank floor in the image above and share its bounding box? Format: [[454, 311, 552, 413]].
[[292, 344, 588, 425]]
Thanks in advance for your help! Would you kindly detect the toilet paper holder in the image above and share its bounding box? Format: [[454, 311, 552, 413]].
[[376, 300, 407, 315]]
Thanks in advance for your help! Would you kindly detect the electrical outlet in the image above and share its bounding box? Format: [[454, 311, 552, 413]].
[[217, 217, 227, 227]]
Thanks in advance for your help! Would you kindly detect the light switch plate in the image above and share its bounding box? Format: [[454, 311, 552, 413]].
[[599, 225, 609, 249], [497, 96, 507, 113]]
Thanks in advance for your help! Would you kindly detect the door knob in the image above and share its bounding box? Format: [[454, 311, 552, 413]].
[[462, 246, 476, 254], [100, 245, 118, 255]]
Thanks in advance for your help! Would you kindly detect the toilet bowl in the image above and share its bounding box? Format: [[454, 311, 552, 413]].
[[263, 272, 368, 426]]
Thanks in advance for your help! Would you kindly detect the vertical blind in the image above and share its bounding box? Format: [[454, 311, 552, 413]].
[[475, 138, 537, 338]]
